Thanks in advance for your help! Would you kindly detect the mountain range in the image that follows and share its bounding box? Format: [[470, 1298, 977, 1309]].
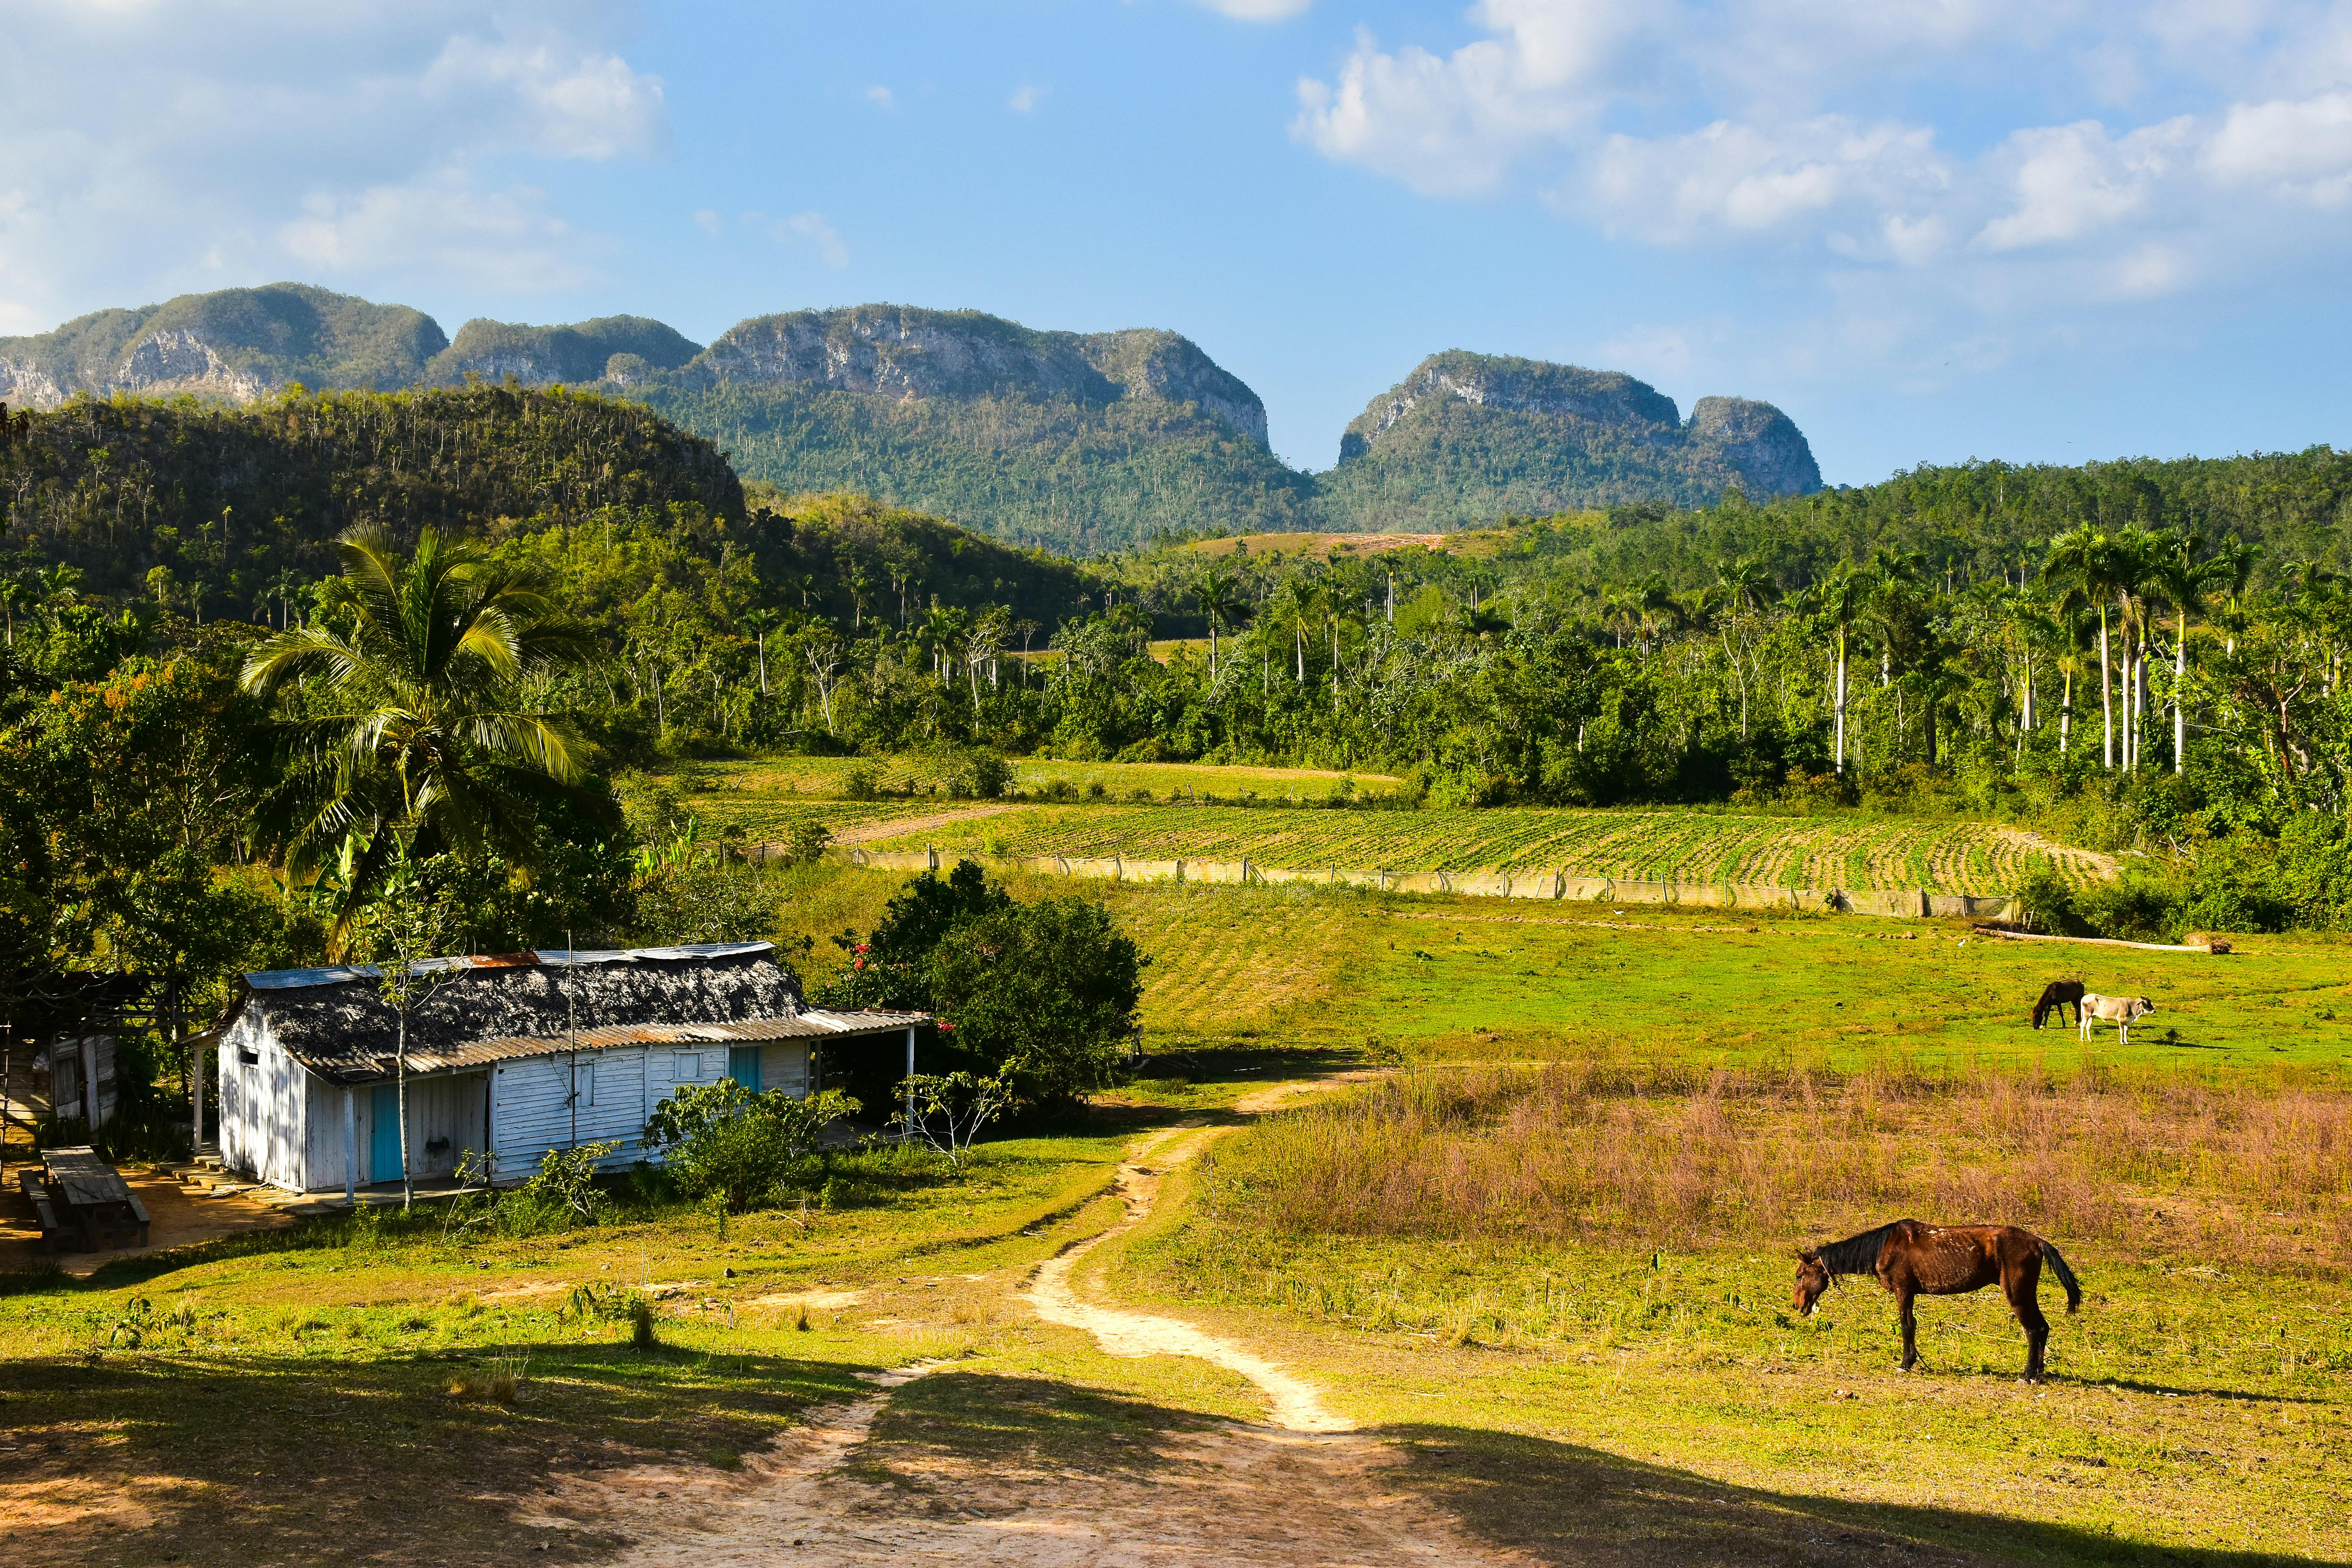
[[0, 283, 1820, 552]]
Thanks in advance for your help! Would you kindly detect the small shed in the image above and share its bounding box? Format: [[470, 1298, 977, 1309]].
[[211, 942, 926, 1194]]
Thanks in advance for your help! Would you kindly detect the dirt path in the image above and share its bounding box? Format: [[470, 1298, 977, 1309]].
[[542, 1072, 1519, 1565], [1023, 1121, 1351, 1433]]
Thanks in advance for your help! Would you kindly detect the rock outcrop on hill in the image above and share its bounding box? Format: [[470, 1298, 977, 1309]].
[[425, 316, 702, 388], [1325, 350, 1820, 523], [0, 283, 448, 407], [0, 288, 1824, 549], [685, 305, 1269, 447]]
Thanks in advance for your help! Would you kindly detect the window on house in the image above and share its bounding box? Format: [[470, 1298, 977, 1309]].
[[674, 1051, 703, 1081]]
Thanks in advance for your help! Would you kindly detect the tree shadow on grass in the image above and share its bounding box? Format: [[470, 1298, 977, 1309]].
[[833, 1371, 2328, 1566], [1384, 1421, 2314, 1568], [0, 1340, 878, 1568]]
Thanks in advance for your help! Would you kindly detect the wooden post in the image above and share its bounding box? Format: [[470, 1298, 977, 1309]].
[[904, 1025, 916, 1142], [343, 1089, 356, 1202], [80, 1037, 100, 1128]]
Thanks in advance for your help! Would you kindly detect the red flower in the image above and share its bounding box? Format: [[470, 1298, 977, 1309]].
[[853, 958, 866, 970]]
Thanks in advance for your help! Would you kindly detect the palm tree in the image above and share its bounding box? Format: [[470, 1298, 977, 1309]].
[[1815, 563, 1868, 773], [2207, 537, 2262, 655], [1280, 575, 1321, 684], [2145, 532, 2209, 775], [2042, 526, 2123, 769], [241, 525, 597, 951], [1196, 567, 1242, 681], [740, 607, 783, 695], [2109, 528, 2164, 769]]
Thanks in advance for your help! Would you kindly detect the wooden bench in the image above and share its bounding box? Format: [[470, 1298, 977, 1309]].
[[16, 1169, 62, 1252]]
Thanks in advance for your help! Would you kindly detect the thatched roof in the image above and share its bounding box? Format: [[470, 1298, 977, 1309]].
[[223, 943, 926, 1085]]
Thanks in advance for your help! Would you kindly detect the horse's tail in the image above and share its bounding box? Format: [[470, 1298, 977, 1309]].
[[2041, 1240, 2083, 1314]]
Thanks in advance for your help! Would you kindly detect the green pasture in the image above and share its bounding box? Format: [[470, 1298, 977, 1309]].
[[772, 865, 2348, 1078], [10, 858, 2344, 1565], [1358, 909, 2352, 1077]]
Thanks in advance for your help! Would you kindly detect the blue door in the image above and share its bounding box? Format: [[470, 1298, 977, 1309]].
[[369, 1084, 401, 1183], [727, 1046, 761, 1093]]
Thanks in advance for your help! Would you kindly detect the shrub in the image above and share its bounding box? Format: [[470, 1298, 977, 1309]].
[[780, 817, 833, 866], [517, 1140, 617, 1227], [641, 1080, 861, 1211], [2012, 860, 2087, 935], [841, 762, 880, 801]]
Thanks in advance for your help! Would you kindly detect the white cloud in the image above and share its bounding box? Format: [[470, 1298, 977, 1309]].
[[693, 207, 723, 238], [1192, 0, 1313, 18], [1581, 117, 1948, 245], [280, 180, 587, 290], [1975, 118, 2190, 250], [772, 210, 849, 269], [424, 34, 668, 160], [866, 84, 896, 110], [2203, 91, 2352, 203], [0, 2, 669, 326], [1292, 0, 2352, 385], [1009, 83, 1042, 114]]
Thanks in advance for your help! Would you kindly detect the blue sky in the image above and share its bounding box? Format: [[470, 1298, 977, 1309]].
[[2, 1, 2348, 484]]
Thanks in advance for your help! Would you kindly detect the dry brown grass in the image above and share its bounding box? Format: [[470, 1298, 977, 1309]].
[[446, 1351, 528, 1404], [1209, 1059, 2352, 1273]]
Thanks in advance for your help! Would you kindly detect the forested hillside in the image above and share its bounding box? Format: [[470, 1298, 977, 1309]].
[[635, 380, 1317, 553], [0, 385, 742, 615]]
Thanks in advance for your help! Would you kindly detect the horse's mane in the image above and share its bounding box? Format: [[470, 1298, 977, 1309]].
[[1815, 1222, 1900, 1276]]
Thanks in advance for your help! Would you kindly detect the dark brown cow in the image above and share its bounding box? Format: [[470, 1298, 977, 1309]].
[[1793, 1218, 2083, 1381]]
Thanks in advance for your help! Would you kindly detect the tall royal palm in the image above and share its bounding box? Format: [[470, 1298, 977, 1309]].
[[1196, 566, 1242, 682], [2042, 526, 2122, 769], [2146, 532, 2209, 776], [242, 525, 597, 948]]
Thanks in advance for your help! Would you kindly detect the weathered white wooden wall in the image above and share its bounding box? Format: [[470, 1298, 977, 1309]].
[[299, 1071, 486, 1192], [218, 1015, 308, 1191]]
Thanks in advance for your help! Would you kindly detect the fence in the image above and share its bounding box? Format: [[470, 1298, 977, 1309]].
[[828, 847, 2013, 921]]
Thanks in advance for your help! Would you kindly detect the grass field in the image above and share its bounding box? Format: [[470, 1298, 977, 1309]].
[[768, 864, 2352, 1076], [857, 803, 2114, 893], [9, 860, 2348, 1564]]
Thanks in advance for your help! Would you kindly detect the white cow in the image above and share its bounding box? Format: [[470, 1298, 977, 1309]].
[[2079, 992, 2155, 1044]]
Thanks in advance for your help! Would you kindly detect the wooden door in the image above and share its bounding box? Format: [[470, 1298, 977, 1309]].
[[369, 1084, 401, 1183]]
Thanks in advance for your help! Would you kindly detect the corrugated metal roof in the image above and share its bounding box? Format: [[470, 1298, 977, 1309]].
[[364, 1009, 931, 1076], [245, 942, 773, 991]]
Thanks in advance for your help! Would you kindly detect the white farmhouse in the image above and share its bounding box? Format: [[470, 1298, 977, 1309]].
[[208, 942, 925, 1195]]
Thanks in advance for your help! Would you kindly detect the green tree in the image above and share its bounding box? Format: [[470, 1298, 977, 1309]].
[[241, 525, 599, 948], [2146, 531, 2210, 776], [1196, 566, 1242, 682], [924, 894, 1144, 1105]]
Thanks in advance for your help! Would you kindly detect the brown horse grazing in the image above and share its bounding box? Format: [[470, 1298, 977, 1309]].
[[1793, 1219, 2083, 1381], [2031, 979, 2086, 1029]]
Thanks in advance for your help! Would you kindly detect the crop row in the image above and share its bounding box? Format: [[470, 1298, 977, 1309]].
[[864, 807, 2112, 895]]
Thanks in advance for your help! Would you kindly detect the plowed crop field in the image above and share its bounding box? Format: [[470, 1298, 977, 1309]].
[[861, 806, 2112, 895]]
